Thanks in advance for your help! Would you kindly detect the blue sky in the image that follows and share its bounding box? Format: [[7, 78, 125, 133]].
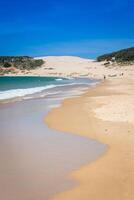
[[0, 0, 134, 58]]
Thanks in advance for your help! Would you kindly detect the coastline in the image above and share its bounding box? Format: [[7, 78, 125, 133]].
[[45, 77, 134, 200], [0, 77, 106, 200], [0, 76, 98, 104], [1, 56, 134, 199]]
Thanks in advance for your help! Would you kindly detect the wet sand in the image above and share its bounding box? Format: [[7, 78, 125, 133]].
[[0, 84, 106, 200], [45, 79, 134, 200]]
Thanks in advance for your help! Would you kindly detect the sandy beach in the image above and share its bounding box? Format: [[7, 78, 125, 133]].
[[0, 78, 106, 200], [1, 0, 134, 198], [45, 76, 134, 200], [1, 56, 134, 199]]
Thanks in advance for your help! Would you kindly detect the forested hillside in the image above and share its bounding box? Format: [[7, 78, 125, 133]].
[[97, 47, 134, 63]]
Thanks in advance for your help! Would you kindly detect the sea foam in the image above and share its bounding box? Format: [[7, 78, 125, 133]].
[[0, 85, 56, 100]]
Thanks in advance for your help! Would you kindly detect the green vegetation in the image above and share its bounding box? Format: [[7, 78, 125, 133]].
[[0, 56, 44, 70], [3, 62, 12, 68], [97, 47, 134, 63], [0, 68, 15, 75]]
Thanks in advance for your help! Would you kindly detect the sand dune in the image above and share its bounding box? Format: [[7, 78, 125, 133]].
[[7, 56, 134, 80]]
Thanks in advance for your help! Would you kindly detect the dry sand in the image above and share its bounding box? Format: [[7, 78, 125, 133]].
[[7, 56, 134, 79], [45, 77, 134, 200]]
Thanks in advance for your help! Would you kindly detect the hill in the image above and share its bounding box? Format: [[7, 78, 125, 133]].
[[97, 47, 134, 63], [0, 56, 44, 75]]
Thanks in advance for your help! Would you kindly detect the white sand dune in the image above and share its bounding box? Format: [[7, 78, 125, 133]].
[[34, 56, 134, 79], [8, 56, 134, 80]]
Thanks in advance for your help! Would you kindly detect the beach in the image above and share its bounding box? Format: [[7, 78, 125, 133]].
[[45, 77, 134, 200], [1, 0, 134, 197], [0, 76, 106, 200], [1, 56, 134, 199]]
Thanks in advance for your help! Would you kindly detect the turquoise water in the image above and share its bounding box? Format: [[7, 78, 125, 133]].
[[0, 76, 68, 91], [0, 76, 97, 100]]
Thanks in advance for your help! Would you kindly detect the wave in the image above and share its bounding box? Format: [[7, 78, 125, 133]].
[[55, 78, 63, 81], [0, 80, 99, 101], [0, 85, 56, 100]]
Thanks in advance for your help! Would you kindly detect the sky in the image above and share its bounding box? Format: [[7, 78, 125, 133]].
[[0, 0, 134, 58]]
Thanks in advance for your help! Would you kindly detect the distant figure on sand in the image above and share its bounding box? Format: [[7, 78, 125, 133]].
[[104, 75, 106, 80]]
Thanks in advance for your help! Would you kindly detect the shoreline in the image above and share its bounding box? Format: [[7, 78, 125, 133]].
[[1, 55, 134, 199], [0, 76, 99, 103], [0, 78, 106, 200], [45, 78, 134, 200]]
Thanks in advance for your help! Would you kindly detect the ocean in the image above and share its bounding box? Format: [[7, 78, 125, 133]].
[[0, 76, 98, 101]]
